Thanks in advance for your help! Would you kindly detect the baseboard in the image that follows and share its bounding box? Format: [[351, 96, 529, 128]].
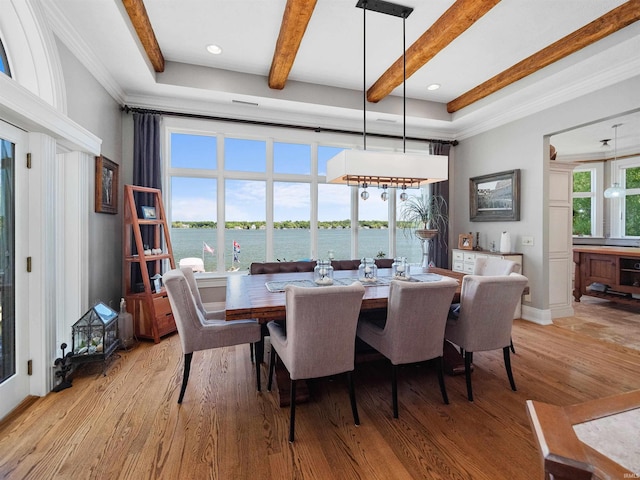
[[520, 305, 553, 325]]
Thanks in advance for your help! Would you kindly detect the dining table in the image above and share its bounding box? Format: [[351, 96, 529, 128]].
[[225, 267, 468, 406], [225, 267, 465, 322]]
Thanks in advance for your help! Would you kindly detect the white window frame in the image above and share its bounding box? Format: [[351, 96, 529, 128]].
[[610, 155, 640, 238], [161, 116, 432, 272], [572, 163, 603, 238]]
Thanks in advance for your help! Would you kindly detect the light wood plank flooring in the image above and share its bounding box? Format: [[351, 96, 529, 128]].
[[1, 306, 639, 479]]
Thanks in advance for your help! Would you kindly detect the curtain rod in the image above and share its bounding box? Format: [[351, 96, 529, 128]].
[[121, 105, 457, 146]]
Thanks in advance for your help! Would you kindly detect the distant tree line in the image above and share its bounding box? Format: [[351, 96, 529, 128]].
[[172, 220, 394, 229]]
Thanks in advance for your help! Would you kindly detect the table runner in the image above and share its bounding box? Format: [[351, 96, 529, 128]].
[[265, 273, 443, 293]]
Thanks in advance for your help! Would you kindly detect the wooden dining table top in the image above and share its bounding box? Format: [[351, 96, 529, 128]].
[[225, 267, 465, 322]]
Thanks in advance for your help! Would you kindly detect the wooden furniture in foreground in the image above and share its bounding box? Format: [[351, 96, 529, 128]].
[[526, 390, 640, 479], [123, 185, 176, 343], [573, 246, 640, 307]]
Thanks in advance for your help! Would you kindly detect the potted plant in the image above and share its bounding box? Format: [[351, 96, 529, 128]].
[[399, 194, 448, 266], [399, 194, 448, 239]]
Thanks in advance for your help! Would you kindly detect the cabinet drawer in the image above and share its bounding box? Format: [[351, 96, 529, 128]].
[[453, 261, 464, 272], [463, 263, 475, 273], [452, 250, 464, 261], [153, 294, 172, 317], [463, 252, 476, 262]]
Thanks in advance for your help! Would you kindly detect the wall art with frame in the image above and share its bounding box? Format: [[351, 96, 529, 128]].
[[95, 155, 119, 214], [469, 169, 520, 222]]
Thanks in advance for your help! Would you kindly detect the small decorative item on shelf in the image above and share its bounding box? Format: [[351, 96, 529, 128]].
[[458, 233, 474, 250], [358, 257, 378, 283], [314, 259, 334, 285], [392, 256, 411, 280], [327, 250, 335, 260], [151, 274, 163, 293]]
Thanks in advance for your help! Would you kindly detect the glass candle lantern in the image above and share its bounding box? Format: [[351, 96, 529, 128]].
[[392, 256, 411, 280], [358, 257, 378, 282], [314, 259, 334, 285]]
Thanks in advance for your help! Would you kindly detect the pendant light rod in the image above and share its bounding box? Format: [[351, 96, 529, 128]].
[[403, 12, 406, 153], [363, 4, 367, 151]]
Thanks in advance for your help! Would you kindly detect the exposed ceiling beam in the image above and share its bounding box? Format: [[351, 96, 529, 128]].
[[447, 0, 640, 113], [367, 0, 500, 104], [269, 0, 318, 90], [121, 0, 165, 72]]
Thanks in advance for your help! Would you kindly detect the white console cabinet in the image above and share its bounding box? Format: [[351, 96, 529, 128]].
[[451, 249, 524, 318]]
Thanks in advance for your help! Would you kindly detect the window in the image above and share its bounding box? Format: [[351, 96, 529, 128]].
[[0, 38, 11, 77], [572, 169, 593, 236], [622, 164, 640, 237], [165, 118, 436, 272]]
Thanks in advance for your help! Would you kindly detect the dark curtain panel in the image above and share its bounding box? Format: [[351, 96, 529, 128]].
[[133, 113, 162, 279], [429, 143, 451, 268]]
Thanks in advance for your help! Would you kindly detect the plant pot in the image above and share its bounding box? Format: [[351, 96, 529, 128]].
[[415, 229, 438, 240]]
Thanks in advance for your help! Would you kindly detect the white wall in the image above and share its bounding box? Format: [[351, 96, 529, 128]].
[[452, 75, 640, 314], [56, 40, 124, 309]]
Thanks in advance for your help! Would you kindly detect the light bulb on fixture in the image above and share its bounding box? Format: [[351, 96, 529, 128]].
[[360, 183, 369, 200], [399, 185, 408, 201], [604, 123, 624, 199], [381, 185, 389, 201]]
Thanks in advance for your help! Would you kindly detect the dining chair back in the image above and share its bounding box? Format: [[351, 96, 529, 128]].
[[267, 282, 365, 442], [163, 269, 262, 403], [473, 257, 520, 276], [445, 273, 528, 401], [357, 278, 458, 417]]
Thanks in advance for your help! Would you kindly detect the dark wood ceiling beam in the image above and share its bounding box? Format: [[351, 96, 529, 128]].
[[122, 0, 165, 72], [367, 0, 500, 103], [447, 0, 640, 113], [269, 0, 318, 90]]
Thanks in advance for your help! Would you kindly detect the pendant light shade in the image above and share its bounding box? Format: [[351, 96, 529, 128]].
[[604, 123, 624, 199], [326, 0, 448, 195]]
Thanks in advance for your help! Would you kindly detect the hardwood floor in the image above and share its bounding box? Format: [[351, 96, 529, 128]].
[[1, 307, 639, 480]]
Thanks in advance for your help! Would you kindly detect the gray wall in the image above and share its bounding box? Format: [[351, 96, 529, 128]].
[[56, 39, 124, 310], [452, 75, 640, 311]]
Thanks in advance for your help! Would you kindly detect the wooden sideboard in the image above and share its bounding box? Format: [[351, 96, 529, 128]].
[[573, 246, 640, 306]]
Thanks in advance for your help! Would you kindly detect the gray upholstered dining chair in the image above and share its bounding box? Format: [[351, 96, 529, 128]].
[[356, 278, 458, 418], [473, 257, 521, 353], [180, 266, 226, 319], [181, 266, 261, 364], [445, 273, 528, 402], [163, 269, 263, 403], [267, 282, 365, 442]]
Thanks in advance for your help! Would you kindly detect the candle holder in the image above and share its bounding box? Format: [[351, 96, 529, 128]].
[[392, 256, 411, 280], [358, 257, 378, 282], [314, 259, 334, 285]]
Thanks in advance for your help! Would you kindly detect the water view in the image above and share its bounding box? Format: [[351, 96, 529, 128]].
[[171, 228, 426, 273]]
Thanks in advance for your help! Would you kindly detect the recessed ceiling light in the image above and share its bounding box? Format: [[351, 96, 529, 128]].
[[427, 83, 441, 91], [206, 44, 222, 55]]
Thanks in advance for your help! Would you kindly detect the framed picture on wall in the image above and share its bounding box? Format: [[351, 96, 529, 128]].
[[95, 155, 119, 214], [470, 169, 520, 222]]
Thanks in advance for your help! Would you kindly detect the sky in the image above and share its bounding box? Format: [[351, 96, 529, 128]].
[[169, 133, 397, 222]]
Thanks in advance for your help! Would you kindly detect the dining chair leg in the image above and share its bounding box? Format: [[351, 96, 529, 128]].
[[510, 337, 516, 354], [391, 364, 399, 418], [254, 340, 262, 392], [503, 346, 517, 391], [289, 379, 297, 443], [436, 356, 449, 405], [178, 352, 193, 404], [267, 348, 277, 392], [249, 343, 254, 363], [464, 351, 474, 402], [347, 371, 360, 425]]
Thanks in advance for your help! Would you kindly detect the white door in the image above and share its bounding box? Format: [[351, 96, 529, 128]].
[[0, 120, 29, 419]]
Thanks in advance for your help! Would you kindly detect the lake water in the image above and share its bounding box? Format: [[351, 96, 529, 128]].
[[171, 228, 425, 272]]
